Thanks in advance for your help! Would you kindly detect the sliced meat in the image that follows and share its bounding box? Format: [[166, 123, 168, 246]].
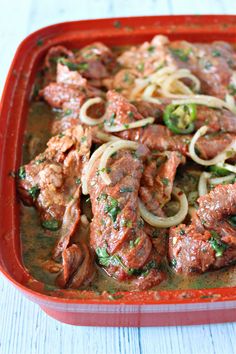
[[43, 45, 75, 84], [169, 183, 236, 274], [140, 151, 185, 211], [17, 125, 92, 258], [133, 100, 164, 123], [195, 106, 236, 133], [167, 40, 236, 98], [88, 145, 165, 289], [196, 132, 236, 159], [40, 82, 86, 109], [56, 243, 96, 289], [75, 42, 117, 80], [105, 91, 190, 155]]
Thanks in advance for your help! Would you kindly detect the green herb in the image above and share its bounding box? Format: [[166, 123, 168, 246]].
[[29, 185, 40, 201], [169, 47, 190, 62], [113, 20, 121, 28], [104, 196, 121, 222], [128, 111, 134, 118], [120, 186, 133, 193], [204, 60, 213, 70], [170, 258, 177, 268], [106, 112, 116, 127], [35, 157, 46, 165], [123, 72, 130, 83], [129, 260, 158, 277], [209, 231, 228, 257], [58, 58, 88, 72], [148, 46, 155, 53], [124, 124, 129, 129], [97, 193, 108, 202], [228, 84, 236, 95], [136, 62, 144, 72], [97, 167, 111, 175], [81, 136, 87, 143], [137, 218, 144, 228], [129, 237, 141, 249], [152, 229, 160, 238], [179, 229, 185, 236], [36, 39, 43, 46], [96, 248, 127, 271], [41, 219, 60, 231], [64, 109, 72, 116], [18, 166, 26, 180], [162, 177, 169, 186], [228, 215, 236, 227], [212, 49, 221, 57], [58, 133, 65, 138], [76, 178, 81, 185], [121, 219, 132, 228]]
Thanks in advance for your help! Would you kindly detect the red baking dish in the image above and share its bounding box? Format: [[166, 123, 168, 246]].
[[1, 15, 236, 327]]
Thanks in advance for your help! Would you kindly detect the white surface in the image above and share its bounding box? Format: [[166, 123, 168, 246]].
[[1, 1, 236, 353]]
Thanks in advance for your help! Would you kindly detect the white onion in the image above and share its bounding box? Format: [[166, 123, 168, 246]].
[[138, 187, 188, 228]]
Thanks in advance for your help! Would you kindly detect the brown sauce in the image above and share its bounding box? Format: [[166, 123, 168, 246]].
[[20, 101, 236, 294]]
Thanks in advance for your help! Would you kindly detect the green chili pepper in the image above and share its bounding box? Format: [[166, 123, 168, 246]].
[[163, 103, 197, 134], [209, 165, 230, 177]]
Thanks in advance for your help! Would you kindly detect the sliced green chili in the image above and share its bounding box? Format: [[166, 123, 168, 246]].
[[163, 103, 197, 134]]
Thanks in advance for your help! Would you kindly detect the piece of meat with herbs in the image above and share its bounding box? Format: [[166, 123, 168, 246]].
[[168, 41, 236, 98], [43, 45, 75, 85], [17, 126, 92, 257], [196, 132, 236, 160], [105, 91, 190, 154], [88, 146, 165, 289], [195, 106, 236, 133], [169, 183, 236, 274], [56, 242, 96, 289], [75, 42, 117, 81], [140, 151, 185, 212]]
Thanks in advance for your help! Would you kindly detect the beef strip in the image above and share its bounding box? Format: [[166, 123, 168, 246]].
[[75, 42, 117, 80], [140, 151, 185, 211], [88, 145, 165, 289], [17, 125, 92, 258], [169, 183, 236, 274], [118, 36, 236, 99], [106, 91, 236, 159], [56, 242, 95, 289]]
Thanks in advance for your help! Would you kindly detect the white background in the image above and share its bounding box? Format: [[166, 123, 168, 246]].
[[1, 1, 236, 353]]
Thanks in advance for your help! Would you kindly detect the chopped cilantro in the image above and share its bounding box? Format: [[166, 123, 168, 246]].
[[162, 177, 169, 186], [41, 219, 60, 231], [228, 215, 236, 227], [212, 49, 221, 57], [29, 185, 40, 201], [169, 47, 190, 62], [81, 136, 87, 143], [104, 196, 121, 222], [76, 178, 81, 185], [58, 58, 88, 72], [136, 62, 144, 72], [18, 166, 26, 180], [147, 46, 155, 53], [120, 186, 133, 193], [209, 231, 228, 257]]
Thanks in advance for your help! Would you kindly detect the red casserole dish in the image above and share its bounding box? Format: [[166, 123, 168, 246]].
[[1, 15, 236, 327]]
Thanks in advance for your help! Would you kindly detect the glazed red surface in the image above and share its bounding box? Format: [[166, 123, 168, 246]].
[[1, 15, 236, 326]]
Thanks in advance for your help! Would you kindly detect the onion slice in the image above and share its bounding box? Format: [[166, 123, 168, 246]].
[[138, 187, 188, 228]]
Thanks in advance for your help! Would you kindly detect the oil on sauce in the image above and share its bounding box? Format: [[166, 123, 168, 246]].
[[20, 101, 236, 296]]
